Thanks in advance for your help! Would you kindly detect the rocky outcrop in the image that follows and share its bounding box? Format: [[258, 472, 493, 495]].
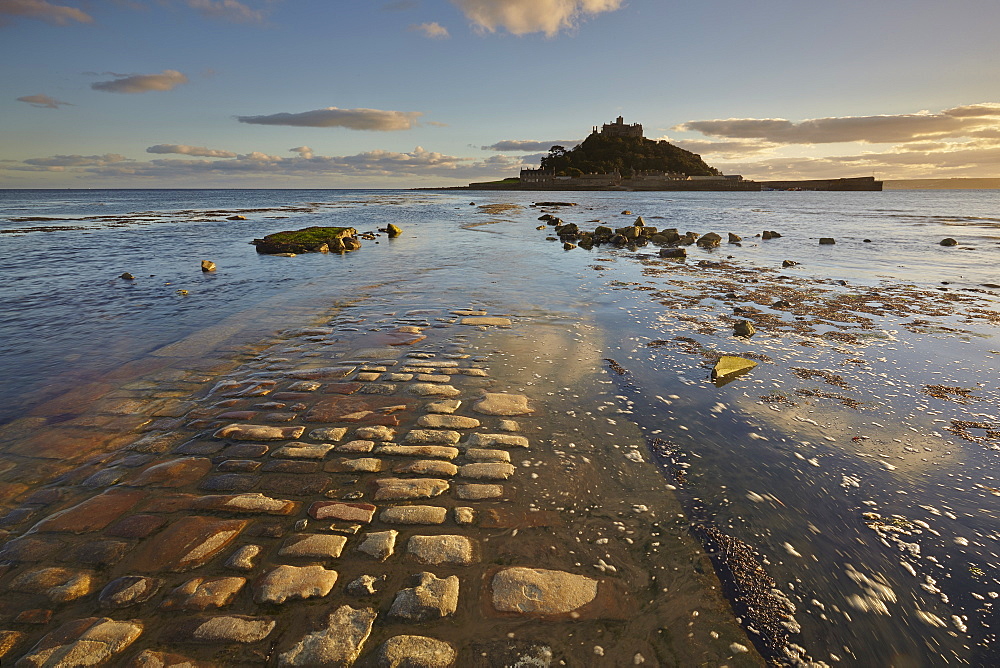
[[252, 226, 359, 254]]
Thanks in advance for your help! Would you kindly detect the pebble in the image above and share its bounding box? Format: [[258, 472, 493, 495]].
[[376, 635, 457, 668], [214, 424, 305, 441], [379, 506, 448, 525], [459, 462, 516, 480], [224, 544, 261, 571], [388, 572, 459, 621], [491, 567, 598, 615], [254, 565, 339, 604], [425, 400, 461, 414], [278, 605, 376, 667], [407, 535, 476, 565], [355, 425, 396, 441], [98, 576, 163, 609], [467, 433, 529, 448], [309, 427, 347, 441], [160, 576, 246, 611], [455, 484, 503, 500], [416, 414, 481, 429], [278, 534, 348, 559], [404, 429, 462, 445], [15, 617, 143, 665], [374, 478, 450, 501], [375, 445, 459, 460], [473, 393, 533, 416], [357, 530, 399, 561]]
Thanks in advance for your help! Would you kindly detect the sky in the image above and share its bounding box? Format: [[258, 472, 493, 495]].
[[2, 0, 999, 188]]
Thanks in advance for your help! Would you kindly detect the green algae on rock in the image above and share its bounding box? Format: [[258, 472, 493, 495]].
[[252, 226, 359, 254]]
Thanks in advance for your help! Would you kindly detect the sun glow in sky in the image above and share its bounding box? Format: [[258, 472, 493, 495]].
[[2, 0, 999, 187]]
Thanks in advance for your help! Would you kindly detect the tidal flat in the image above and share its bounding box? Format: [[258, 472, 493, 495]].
[[0, 189, 997, 665]]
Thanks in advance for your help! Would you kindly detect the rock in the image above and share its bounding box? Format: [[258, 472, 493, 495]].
[[374, 478, 449, 501], [330, 457, 383, 473], [711, 356, 758, 382], [455, 484, 503, 500], [375, 445, 458, 460], [28, 487, 145, 534], [497, 419, 519, 431], [417, 415, 479, 429], [272, 443, 335, 459], [563, 242, 577, 250], [183, 615, 276, 643], [346, 574, 382, 596], [201, 260, 216, 272], [128, 457, 212, 488], [425, 400, 461, 414], [405, 429, 461, 445], [357, 530, 398, 561], [253, 226, 359, 254], [459, 462, 516, 480], [356, 425, 395, 441], [337, 439, 375, 453], [454, 507, 475, 525], [465, 448, 510, 462], [386, 223, 403, 238], [255, 565, 338, 604], [376, 635, 456, 668], [491, 567, 598, 615], [472, 393, 532, 416], [128, 650, 214, 667], [466, 433, 529, 448], [697, 232, 722, 248], [309, 501, 376, 524], [621, 210, 631, 215], [9, 567, 95, 603], [819, 237, 836, 245], [388, 573, 459, 621], [733, 321, 756, 337], [392, 460, 458, 476], [160, 576, 245, 611], [99, 576, 163, 609], [407, 535, 475, 565], [379, 506, 448, 525], [228, 215, 246, 220], [728, 233, 742, 243], [940, 237, 958, 246], [278, 534, 348, 560], [130, 516, 247, 573], [773, 300, 792, 308], [782, 259, 798, 267], [409, 383, 461, 397], [192, 493, 299, 515], [461, 317, 511, 327], [659, 248, 686, 259], [15, 617, 143, 666], [225, 545, 261, 572], [278, 605, 376, 666], [214, 424, 305, 441], [762, 230, 782, 239]]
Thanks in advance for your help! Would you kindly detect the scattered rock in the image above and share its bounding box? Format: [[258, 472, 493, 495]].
[[253, 226, 359, 254], [733, 321, 756, 337], [308, 501, 377, 523], [225, 545, 261, 572], [376, 635, 457, 668], [278, 534, 348, 560], [712, 356, 758, 383], [454, 507, 475, 525], [940, 237, 958, 246], [465, 448, 510, 463], [659, 248, 686, 259], [455, 484, 503, 500], [277, 605, 376, 667], [426, 400, 461, 414], [781, 259, 798, 267], [388, 572, 459, 621], [697, 232, 722, 248], [160, 576, 245, 611], [130, 516, 248, 573], [762, 230, 782, 239], [491, 567, 598, 615], [9, 567, 95, 603], [356, 425, 396, 441], [819, 237, 836, 245], [728, 233, 742, 243], [417, 414, 480, 429], [15, 617, 143, 666], [380, 506, 448, 525], [472, 393, 532, 416], [98, 576, 163, 609], [405, 429, 461, 445], [201, 260, 216, 272], [409, 384, 461, 398], [182, 615, 276, 643], [375, 445, 458, 460], [346, 574, 382, 596], [120, 272, 135, 280], [392, 460, 458, 476], [466, 433, 529, 448], [374, 478, 449, 501], [214, 424, 305, 441], [461, 317, 511, 327], [386, 223, 403, 238]]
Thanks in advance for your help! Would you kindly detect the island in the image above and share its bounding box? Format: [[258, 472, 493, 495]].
[[450, 117, 882, 192]]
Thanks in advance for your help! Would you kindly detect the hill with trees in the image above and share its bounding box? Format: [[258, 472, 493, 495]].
[[539, 132, 720, 178]]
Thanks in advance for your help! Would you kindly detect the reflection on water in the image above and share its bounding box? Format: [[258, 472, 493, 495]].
[[1, 188, 999, 665]]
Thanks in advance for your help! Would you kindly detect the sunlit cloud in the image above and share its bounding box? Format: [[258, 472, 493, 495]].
[[146, 144, 237, 158], [237, 107, 423, 131], [289, 146, 313, 158], [482, 139, 581, 151], [20, 153, 132, 169], [666, 138, 779, 158], [452, 0, 624, 36], [0, 0, 92, 25], [674, 103, 1000, 145], [16, 93, 72, 109], [409, 21, 449, 38], [91, 69, 188, 94]]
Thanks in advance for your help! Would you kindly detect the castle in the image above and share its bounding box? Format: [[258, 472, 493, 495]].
[[594, 116, 643, 138]]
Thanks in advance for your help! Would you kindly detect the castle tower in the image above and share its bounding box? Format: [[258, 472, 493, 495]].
[[600, 116, 643, 138]]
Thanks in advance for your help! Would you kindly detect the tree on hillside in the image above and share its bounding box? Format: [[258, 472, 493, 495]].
[[539, 133, 720, 178]]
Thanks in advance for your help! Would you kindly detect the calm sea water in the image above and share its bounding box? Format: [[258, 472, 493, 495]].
[[2, 188, 999, 665]]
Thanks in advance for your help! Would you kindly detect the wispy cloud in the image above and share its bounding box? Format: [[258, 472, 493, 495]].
[[146, 144, 237, 158], [17, 93, 72, 109], [666, 138, 779, 158], [22, 153, 132, 168], [91, 70, 188, 94], [409, 21, 449, 38], [451, 0, 624, 36], [185, 0, 265, 24], [237, 107, 423, 131], [0, 0, 92, 25], [482, 139, 581, 151], [674, 103, 1000, 145]]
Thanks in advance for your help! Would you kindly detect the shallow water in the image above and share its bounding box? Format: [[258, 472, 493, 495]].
[[2, 188, 999, 665]]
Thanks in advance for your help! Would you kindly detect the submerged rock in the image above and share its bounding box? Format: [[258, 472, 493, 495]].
[[940, 237, 958, 246], [201, 260, 216, 272], [733, 321, 756, 337], [252, 226, 359, 254], [728, 232, 742, 243], [712, 356, 758, 383], [819, 237, 836, 245], [697, 232, 722, 248], [386, 223, 402, 238]]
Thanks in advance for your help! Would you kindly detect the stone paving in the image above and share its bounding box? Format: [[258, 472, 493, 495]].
[[0, 306, 761, 666]]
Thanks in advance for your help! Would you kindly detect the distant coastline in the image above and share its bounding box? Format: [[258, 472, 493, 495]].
[[884, 178, 1000, 190]]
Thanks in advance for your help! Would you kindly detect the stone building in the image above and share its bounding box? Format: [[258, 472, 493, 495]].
[[594, 116, 643, 138]]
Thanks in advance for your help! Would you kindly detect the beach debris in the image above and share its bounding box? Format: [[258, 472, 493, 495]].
[[201, 260, 216, 272], [711, 356, 757, 383], [604, 358, 628, 375], [940, 237, 958, 246]]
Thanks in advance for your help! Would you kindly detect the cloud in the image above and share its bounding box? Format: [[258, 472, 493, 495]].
[[185, 0, 264, 23], [20, 154, 131, 170], [451, 0, 624, 36], [674, 103, 1000, 145], [289, 146, 313, 158], [91, 70, 188, 94], [667, 139, 779, 158], [410, 21, 449, 38], [482, 139, 581, 151], [17, 93, 72, 109], [237, 107, 423, 131], [0, 0, 92, 25], [146, 144, 237, 158]]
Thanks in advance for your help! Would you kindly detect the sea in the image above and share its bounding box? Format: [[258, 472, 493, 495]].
[[1, 188, 999, 666]]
